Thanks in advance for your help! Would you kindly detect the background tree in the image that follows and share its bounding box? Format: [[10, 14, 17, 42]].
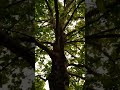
[[0, 0, 35, 89], [0, 0, 85, 90], [84, 0, 120, 89]]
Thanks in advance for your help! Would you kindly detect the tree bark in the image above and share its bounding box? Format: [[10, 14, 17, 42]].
[[48, 52, 69, 90], [48, 34, 69, 90]]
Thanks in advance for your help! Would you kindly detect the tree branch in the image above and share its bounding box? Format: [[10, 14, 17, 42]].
[[40, 41, 53, 46], [45, 0, 56, 29], [0, 57, 18, 72], [67, 0, 119, 37], [66, 40, 84, 44], [68, 63, 101, 76], [64, 0, 74, 11], [66, 28, 84, 38], [45, 0, 54, 17], [65, 50, 77, 59], [68, 72, 85, 80], [7, 29, 54, 58], [63, 0, 84, 31], [86, 34, 120, 39], [90, 26, 120, 36], [35, 75, 47, 82], [19, 36, 54, 57], [54, 0, 60, 41]]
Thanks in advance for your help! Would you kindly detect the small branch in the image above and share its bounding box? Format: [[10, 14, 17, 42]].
[[65, 0, 74, 10], [66, 26, 85, 37], [68, 63, 101, 76], [40, 41, 53, 45], [86, 34, 120, 39], [38, 24, 50, 28], [68, 63, 85, 68], [66, 40, 84, 44], [65, 50, 77, 59], [70, 43, 83, 51], [67, 1, 119, 37], [45, 0, 54, 17], [89, 26, 120, 36], [36, 75, 47, 82], [68, 72, 85, 80], [35, 19, 49, 23], [66, 12, 104, 37], [6, 30, 53, 55], [74, 16, 85, 20], [63, 0, 84, 31]]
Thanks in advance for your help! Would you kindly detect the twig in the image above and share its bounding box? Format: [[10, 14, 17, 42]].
[[68, 72, 85, 80]]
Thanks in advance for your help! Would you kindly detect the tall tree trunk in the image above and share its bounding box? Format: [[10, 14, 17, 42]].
[[48, 37, 69, 90], [48, 53, 69, 90]]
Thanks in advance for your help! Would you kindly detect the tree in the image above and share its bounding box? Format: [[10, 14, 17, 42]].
[[0, 0, 85, 89], [84, 0, 120, 89], [35, 0, 85, 90], [1, 0, 120, 90]]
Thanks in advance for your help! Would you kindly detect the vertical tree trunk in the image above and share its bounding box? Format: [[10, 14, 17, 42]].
[[48, 53, 69, 90], [48, 44, 69, 90]]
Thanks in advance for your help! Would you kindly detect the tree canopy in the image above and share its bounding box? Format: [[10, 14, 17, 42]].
[[35, 0, 85, 89], [0, 0, 120, 90]]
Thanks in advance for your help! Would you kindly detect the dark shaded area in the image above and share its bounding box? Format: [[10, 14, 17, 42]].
[[84, 0, 120, 90], [0, 0, 35, 89]]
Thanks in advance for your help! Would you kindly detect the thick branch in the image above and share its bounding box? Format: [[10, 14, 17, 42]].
[[8, 30, 54, 58], [19, 36, 53, 57]]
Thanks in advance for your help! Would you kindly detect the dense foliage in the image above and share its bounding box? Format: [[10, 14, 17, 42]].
[[35, 0, 85, 89], [84, 0, 120, 89], [0, 0, 120, 90]]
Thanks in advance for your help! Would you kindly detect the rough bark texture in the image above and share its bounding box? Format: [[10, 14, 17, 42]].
[[48, 28, 69, 90], [48, 52, 69, 90]]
